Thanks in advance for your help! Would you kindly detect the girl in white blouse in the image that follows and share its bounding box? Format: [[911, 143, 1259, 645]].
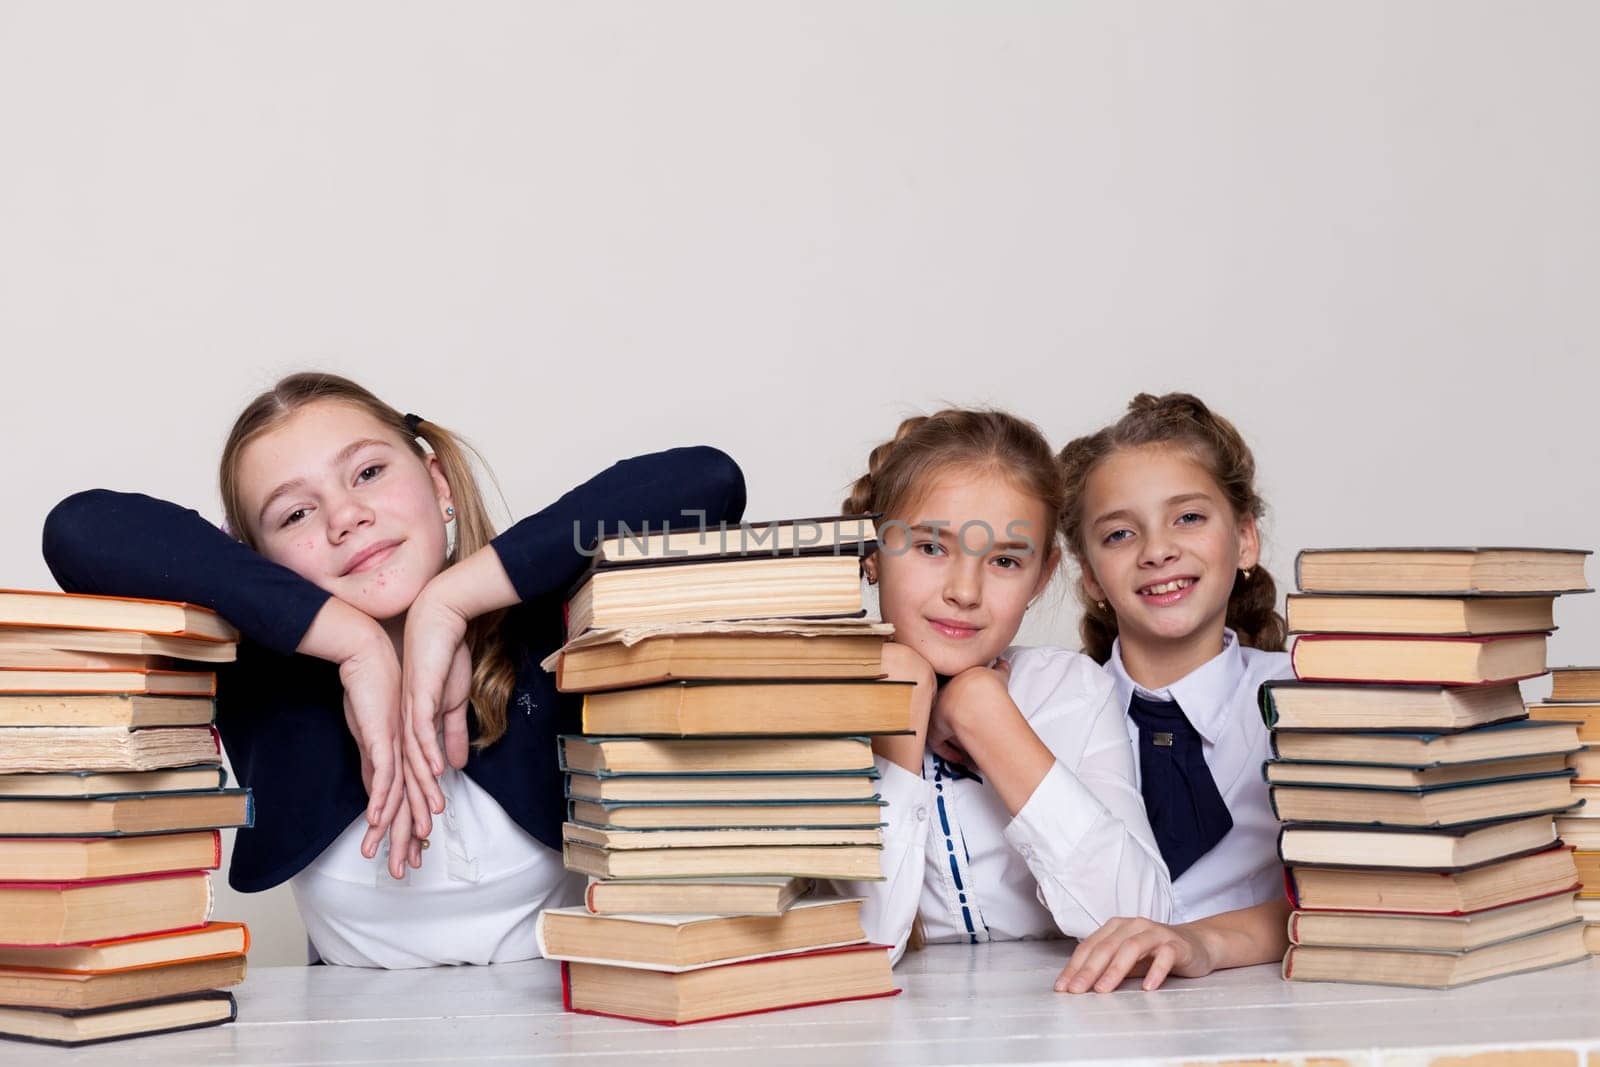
[[1053, 392, 1294, 993], [833, 409, 1173, 961]]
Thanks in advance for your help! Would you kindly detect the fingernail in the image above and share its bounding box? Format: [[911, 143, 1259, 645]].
[[1053, 981, 1067, 993]]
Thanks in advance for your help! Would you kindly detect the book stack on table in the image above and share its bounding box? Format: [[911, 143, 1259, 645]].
[[0, 590, 251, 1046], [1265, 548, 1593, 988], [536, 517, 908, 1024]]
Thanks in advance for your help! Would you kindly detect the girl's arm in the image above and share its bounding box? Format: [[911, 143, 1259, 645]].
[[828, 642, 937, 964], [400, 446, 748, 804], [42, 491, 407, 855], [935, 654, 1174, 937], [1055, 896, 1291, 993]]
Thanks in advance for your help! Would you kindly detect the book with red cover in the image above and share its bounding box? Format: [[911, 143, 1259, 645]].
[[0, 830, 221, 882], [0, 870, 213, 947], [1290, 632, 1549, 686], [0, 922, 249, 973], [560, 942, 899, 1026]]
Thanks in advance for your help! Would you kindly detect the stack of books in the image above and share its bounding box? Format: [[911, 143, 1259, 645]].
[[535, 517, 908, 1024], [1529, 666, 1600, 954], [1265, 548, 1593, 989], [0, 590, 252, 1046]]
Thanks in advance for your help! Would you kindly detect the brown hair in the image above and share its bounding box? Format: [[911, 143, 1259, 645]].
[[1058, 392, 1287, 664], [842, 408, 1066, 553], [845, 407, 1064, 955], [219, 372, 518, 748]]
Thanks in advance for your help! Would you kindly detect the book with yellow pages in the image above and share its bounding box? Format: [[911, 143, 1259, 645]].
[[584, 877, 810, 916], [0, 789, 252, 837], [0, 989, 236, 1046], [1286, 594, 1557, 636], [1268, 771, 1576, 827], [0, 953, 245, 1011], [0, 922, 248, 973], [565, 556, 865, 636], [0, 693, 214, 729], [1293, 547, 1591, 596], [559, 735, 876, 776], [562, 942, 896, 1025], [0, 590, 237, 643], [581, 680, 913, 737], [536, 896, 864, 969], [0, 727, 221, 774], [555, 623, 890, 692], [1288, 892, 1581, 952], [570, 798, 885, 830], [0, 668, 215, 697], [0, 626, 235, 665], [0, 830, 221, 881], [564, 841, 882, 881], [1282, 921, 1588, 988]]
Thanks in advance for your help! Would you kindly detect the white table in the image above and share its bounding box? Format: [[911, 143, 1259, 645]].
[[9, 944, 1600, 1065]]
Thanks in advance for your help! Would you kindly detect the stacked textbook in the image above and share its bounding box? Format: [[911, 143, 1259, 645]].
[[536, 517, 908, 1024], [1528, 666, 1600, 954], [0, 590, 251, 1046], [1266, 548, 1592, 989]]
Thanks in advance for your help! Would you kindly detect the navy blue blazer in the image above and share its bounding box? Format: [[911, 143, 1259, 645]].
[[41, 447, 746, 892]]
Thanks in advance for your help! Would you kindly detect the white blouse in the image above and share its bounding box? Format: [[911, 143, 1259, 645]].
[[1103, 630, 1295, 924], [289, 766, 583, 968], [835, 646, 1173, 962]]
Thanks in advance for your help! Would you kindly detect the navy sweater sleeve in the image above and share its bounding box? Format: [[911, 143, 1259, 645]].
[[41, 490, 331, 655], [489, 445, 747, 603]]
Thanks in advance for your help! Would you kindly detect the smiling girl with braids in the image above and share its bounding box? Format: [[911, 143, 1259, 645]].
[[832, 408, 1171, 961], [1054, 392, 1293, 993]]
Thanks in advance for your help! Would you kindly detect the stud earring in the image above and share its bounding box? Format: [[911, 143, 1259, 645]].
[[445, 506, 455, 519], [1241, 568, 1252, 581], [1096, 600, 1106, 612]]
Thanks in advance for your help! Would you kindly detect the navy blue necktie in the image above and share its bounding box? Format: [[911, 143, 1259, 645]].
[[1127, 692, 1233, 880]]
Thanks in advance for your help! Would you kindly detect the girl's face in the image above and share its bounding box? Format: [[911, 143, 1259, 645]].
[[865, 468, 1058, 676], [1077, 444, 1259, 655], [235, 400, 454, 622]]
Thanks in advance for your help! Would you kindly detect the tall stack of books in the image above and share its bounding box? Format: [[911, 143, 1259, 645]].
[[0, 590, 252, 1046], [1265, 548, 1593, 989], [535, 517, 908, 1025], [1528, 666, 1600, 954]]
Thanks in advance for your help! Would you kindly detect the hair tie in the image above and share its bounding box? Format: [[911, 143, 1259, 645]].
[[403, 413, 424, 437]]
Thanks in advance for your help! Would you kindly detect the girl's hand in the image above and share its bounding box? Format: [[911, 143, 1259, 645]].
[[927, 661, 1012, 771], [874, 642, 938, 774], [297, 597, 407, 861], [1055, 917, 1214, 993], [401, 586, 474, 824]]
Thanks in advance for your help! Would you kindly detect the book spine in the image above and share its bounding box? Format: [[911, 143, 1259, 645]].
[[210, 830, 221, 869], [584, 881, 597, 914], [1287, 911, 1300, 945], [533, 910, 551, 959], [560, 960, 573, 1012], [1281, 944, 1296, 981], [208, 726, 220, 754], [1258, 683, 1279, 728], [243, 790, 255, 829], [1275, 826, 1288, 864], [1284, 867, 1301, 909], [1294, 550, 1306, 592]]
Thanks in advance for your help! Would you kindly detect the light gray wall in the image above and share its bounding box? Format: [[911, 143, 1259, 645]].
[[4, 2, 1597, 964]]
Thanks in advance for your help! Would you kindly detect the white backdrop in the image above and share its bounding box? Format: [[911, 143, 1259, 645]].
[[4, 2, 1598, 964]]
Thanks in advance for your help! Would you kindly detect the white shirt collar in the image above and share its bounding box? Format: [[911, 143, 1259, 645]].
[[1105, 629, 1244, 744]]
